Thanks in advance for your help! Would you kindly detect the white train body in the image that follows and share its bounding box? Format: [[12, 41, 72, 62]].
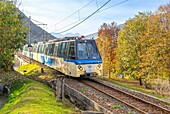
[[22, 37, 102, 77]]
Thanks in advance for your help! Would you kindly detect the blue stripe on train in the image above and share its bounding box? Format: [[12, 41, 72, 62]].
[[30, 54, 33, 58], [45, 58, 55, 66], [64, 59, 102, 65], [24, 52, 27, 56], [40, 56, 45, 64]]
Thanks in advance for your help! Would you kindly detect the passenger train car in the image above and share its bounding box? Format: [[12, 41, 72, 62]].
[[22, 36, 102, 77]]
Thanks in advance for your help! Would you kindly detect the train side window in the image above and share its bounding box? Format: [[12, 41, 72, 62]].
[[53, 44, 58, 57], [48, 44, 55, 56], [63, 42, 69, 59], [64, 42, 69, 59], [57, 43, 62, 57], [25, 46, 27, 51], [61, 42, 66, 58], [68, 41, 75, 60], [39, 45, 43, 53], [41, 45, 45, 54], [43, 45, 46, 54], [45, 45, 49, 55], [37, 45, 40, 53], [33, 45, 37, 52], [39, 45, 42, 53], [47, 44, 51, 56]]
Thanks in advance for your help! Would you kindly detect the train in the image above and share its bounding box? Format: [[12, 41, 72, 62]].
[[22, 36, 102, 77]]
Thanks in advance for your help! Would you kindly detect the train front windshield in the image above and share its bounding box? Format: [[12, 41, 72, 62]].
[[77, 40, 101, 60]]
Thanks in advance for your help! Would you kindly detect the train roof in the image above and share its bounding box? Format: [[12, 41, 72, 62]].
[[52, 36, 95, 42], [24, 36, 95, 46]]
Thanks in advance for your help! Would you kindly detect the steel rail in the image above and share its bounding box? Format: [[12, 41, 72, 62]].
[[81, 79, 170, 114], [16, 53, 170, 113]]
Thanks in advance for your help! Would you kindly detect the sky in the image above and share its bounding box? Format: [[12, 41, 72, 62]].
[[18, 0, 169, 35]]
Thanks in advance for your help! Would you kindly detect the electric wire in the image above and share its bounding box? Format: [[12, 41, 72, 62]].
[[48, 0, 95, 28], [51, 0, 128, 32], [53, 0, 128, 33], [99, 0, 128, 12], [55, 0, 111, 34], [30, 0, 128, 40], [54, 17, 86, 31], [54, 0, 127, 34], [29, 0, 95, 41], [31, 18, 47, 25]]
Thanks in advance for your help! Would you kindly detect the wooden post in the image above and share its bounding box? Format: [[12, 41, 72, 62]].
[[56, 76, 64, 101], [41, 68, 44, 73], [60, 76, 64, 101]]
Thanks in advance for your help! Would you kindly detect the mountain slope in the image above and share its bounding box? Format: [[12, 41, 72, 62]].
[[19, 10, 55, 43]]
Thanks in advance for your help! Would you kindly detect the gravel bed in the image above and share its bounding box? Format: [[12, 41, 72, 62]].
[[90, 78, 170, 110], [65, 78, 139, 114], [82, 79, 169, 113]]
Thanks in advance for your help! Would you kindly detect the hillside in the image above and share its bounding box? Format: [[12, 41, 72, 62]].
[[19, 10, 56, 43]]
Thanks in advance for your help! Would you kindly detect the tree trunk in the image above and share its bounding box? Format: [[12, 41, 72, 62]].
[[139, 77, 142, 85]]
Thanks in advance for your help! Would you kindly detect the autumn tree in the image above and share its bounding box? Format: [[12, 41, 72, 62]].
[[96, 22, 120, 77], [141, 3, 170, 84], [116, 12, 149, 85], [116, 2, 170, 86], [0, 0, 27, 70]]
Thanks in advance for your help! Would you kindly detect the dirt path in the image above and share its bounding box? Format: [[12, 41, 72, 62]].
[[0, 96, 7, 109]]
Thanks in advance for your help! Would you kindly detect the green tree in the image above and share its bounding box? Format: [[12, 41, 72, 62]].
[[0, 0, 27, 70], [116, 3, 170, 86], [116, 12, 149, 85], [142, 3, 170, 84]]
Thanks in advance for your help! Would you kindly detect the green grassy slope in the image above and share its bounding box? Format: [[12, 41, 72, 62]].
[[0, 78, 74, 114]]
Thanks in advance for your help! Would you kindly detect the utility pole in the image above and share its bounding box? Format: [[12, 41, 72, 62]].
[[30, 18, 47, 42], [28, 16, 32, 63], [28, 16, 31, 44]]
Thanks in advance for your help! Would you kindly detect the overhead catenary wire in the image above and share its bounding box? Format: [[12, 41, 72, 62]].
[[31, 18, 47, 25], [30, 0, 129, 40], [54, 17, 86, 32], [29, 1, 95, 41], [55, 0, 111, 34], [52, 0, 129, 33], [54, 0, 128, 34], [99, 0, 128, 12], [28, 18, 47, 41], [48, 0, 95, 28]]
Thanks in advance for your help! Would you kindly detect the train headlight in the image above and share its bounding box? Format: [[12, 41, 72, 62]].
[[78, 65, 83, 71], [96, 64, 101, 70]]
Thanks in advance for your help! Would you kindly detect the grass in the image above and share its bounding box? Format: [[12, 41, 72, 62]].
[[0, 78, 76, 114], [112, 105, 120, 109], [16, 64, 55, 81]]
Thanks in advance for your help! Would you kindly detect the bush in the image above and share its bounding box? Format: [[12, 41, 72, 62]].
[[152, 79, 170, 96]]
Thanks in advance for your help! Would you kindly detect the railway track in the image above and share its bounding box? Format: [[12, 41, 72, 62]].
[[16, 53, 52, 69], [80, 79, 170, 114], [16, 53, 170, 113]]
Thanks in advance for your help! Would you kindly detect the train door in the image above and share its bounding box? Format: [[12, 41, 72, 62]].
[[55, 42, 62, 71], [40, 44, 46, 64], [59, 42, 67, 73], [37, 44, 41, 62], [44, 43, 55, 67], [52, 43, 58, 69], [32, 44, 38, 60], [62, 42, 69, 75], [66, 41, 77, 76], [44, 44, 49, 65], [48, 43, 55, 67]]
